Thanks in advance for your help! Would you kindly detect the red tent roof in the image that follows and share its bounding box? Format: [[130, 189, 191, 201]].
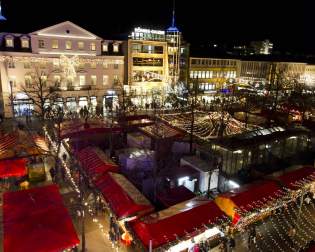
[[60, 119, 122, 139], [221, 180, 280, 212], [157, 186, 196, 207], [277, 166, 315, 190], [95, 172, 153, 220], [0, 158, 27, 178], [130, 199, 224, 249], [3, 185, 79, 252], [77, 147, 119, 178]]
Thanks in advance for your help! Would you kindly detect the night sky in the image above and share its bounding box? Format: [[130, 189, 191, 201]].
[[1, 0, 310, 54]]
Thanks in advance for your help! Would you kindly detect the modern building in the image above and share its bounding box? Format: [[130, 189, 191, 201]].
[[189, 57, 240, 100], [124, 10, 189, 107], [0, 21, 124, 118], [250, 39, 273, 55]]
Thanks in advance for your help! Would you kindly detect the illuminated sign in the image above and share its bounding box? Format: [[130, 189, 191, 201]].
[[134, 27, 165, 35]]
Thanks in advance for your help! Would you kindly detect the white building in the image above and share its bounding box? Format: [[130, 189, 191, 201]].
[[0, 21, 124, 118]]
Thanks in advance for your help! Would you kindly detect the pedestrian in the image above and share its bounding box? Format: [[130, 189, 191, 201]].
[[228, 236, 236, 252], [288, 225, 296, 248]]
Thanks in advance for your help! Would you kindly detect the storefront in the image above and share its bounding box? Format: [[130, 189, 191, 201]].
[[13, 93, 34, 117], [78, 96, 88, 109], [90, 96, 97, 113], [66, 97, 77, 112], [53, 97, 64, 109], [103, 91, 119, 112]]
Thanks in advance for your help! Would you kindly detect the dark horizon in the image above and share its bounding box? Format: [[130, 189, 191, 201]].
[[0, 0, 310, 54]]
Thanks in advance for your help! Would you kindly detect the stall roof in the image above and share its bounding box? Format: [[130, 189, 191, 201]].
[[77, 147, 119, 178], [0, 131, 49, 160], [3, 185, 79, 252], [60, 118, 122, 139], [95, 172, 153, 220], [218, 180, 280, 212], [157, 186, 196, 208], [277, 166, 315, 190], [0, 158, 27, 178], [130, 198, 225, 249], [140, 122, 184, 140]]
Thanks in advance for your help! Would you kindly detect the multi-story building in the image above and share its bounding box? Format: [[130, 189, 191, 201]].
[[303, 64, 315, 87], [250, 39, 273, 55], [189, 57, 240, 100], [239, 60, 306, 86], [125, 19, 188, 106], [0, 21, 124, 118]]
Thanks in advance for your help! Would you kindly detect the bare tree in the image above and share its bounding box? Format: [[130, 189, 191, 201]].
[[21, 64, 60, 120]]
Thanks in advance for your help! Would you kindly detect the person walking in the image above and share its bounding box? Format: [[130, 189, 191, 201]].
[[288, 225, 296, 248]]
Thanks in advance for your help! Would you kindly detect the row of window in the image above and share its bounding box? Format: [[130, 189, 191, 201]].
[[199, 83, 216, 91], [131, 44, 164, 54], [13, 74, 120, 88], [191, 58, 238, 67], [8, 61, 120, 70], [5, 37, 30, 48], [190, 70, 237, 79], [5, 37, 120, 53]]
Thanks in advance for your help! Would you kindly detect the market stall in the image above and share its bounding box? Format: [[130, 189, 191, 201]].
[[129, 197, 225, 251], [94, 172, 154, 220], [77, 146, 119, 179], [214, 180, 281, 227], [3, 184, 79, 252]]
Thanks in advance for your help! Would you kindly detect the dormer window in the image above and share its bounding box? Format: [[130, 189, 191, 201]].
[[66, 41, 72, 50], [113, 44, 119, 52], [5, 37, 14, 47], [102, 43, 108, 52], [21, 38, 29, 48]]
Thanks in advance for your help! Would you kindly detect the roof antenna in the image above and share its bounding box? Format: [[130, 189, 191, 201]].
[[0, 2, 7, 21], [172, 0, 176, 27]]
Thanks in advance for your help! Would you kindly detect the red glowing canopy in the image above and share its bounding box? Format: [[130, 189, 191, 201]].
[[77, 147, 119, 178], [95, 172, 153, 220], [0, 158, 27, 178], [130, 199, 225, 249], [277, 166, 315, 190], [221, 180, 280, 212], [3, 185, 79, 252]]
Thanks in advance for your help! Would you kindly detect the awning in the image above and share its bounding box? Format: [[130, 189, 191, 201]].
[[277, 166, 315, 190], [77, 147, 119, 179], [3, 185, 79, 252], [0, 158, 27, 178], [130, 198, 225, 249], [95, 172, 153, 220], [0, 132, 49, 160], [215, 180, 280, 221], [60, 119, 122, 139]]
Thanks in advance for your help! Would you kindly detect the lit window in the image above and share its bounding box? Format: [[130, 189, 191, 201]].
[[79, 75, 86, 86], [91, 75, 97, 85], [90, 42, 96, 51], [113, 75, 119, 84], [52, 40, 59, 49], [53, 59, 60, 68], [90, 62, 96, 69], [102, 43, 108, 52], [6, 38, 13, 47], [24, 62, 31, 69], [54, 75, 61, 84], [103, 62, 108, 69], [103, 75, 108, 85], [77, 41, 84, 50], [38, 40, 45, 48], [25, 75, 32, 88], [114, 64, 118, 69], [113, 44, 119, 52], [66, 41, 72, 50], [21, 39, 29, 48]]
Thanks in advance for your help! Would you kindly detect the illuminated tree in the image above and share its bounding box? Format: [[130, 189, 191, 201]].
[[21, 64, 60, 120]]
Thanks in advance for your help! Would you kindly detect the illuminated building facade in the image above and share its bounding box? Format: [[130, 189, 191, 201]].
[[189, 57, 240, 100], [303, 64, 315, 87], [0, 21, 124, 118], [125, 9, 189, 106]]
